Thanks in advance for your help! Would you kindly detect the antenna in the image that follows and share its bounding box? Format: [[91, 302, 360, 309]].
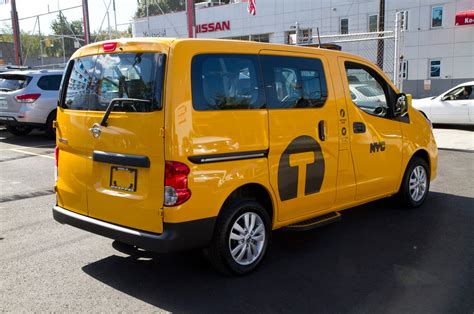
[[317, 27, 321, 48]]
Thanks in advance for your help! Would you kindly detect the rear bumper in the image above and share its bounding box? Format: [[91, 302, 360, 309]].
[[52, 205, 216, 253], [0, 115, 44, 127]]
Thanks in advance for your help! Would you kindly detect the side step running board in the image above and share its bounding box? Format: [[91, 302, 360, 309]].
[[282, 211, 341, 232]]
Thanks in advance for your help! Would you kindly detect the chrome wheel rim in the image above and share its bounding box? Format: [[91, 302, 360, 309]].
[[409, 165, 427, 202], [228, 212, 266, 266]]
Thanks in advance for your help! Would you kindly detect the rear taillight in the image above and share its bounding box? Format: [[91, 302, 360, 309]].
[[54, 146, 59, 182], [164, 161, 191, 206], [15, 93, 41, 103]]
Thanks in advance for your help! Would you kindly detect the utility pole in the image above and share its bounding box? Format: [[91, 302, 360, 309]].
[[10, 0, 22, 65], [37, 16, 44, 66], [113, 0, 118, 33], [82, 0, 91, 45], [186, 0, 196, 38], [376, 0, 385, 70]]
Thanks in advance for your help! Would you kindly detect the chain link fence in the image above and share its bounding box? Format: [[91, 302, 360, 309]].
[[292, 12, 406, 90]]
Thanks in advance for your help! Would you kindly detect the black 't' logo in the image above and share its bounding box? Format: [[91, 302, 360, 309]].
[[277, 136, 325, 201]]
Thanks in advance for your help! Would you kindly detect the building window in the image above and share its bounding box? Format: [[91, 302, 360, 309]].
[[340, 18, 349, 34], [227, 34, 269, 43], [251, 34, 270, 43], [368, 15, 378, 32], [429, 60, 441, 78], [431, 6, 443, 28], [400, 10, 409, 30]]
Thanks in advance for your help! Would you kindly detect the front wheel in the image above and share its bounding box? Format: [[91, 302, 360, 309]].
[[206, 199, 271, 276], [6, 125, 33, 136], [399, 157, 430, 207]]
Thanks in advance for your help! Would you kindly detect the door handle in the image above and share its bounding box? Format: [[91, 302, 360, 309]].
[[318, 120, 326, 141], [353, 122, 366, 133]]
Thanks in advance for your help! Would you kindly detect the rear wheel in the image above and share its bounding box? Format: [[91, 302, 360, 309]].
[[6, 125, 33, 136], [399, 157, 430, 207], [45, 110, 57, 139], [206, 199, 271, 276]]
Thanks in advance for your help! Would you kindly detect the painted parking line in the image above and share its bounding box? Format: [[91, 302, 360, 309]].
[[9, 148, 55, 160], [0, 144, 55, 152]]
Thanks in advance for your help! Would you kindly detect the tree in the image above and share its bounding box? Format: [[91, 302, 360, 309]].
[[135, 0, 231, 18], [48, 13, 84, 58]]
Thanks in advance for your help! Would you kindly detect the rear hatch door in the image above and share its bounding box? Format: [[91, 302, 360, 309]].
[[86, 44, 167, 233], [0, 73, 32, 113]]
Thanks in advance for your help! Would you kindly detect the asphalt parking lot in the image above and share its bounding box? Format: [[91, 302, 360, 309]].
[[1, 127, 473, 313]]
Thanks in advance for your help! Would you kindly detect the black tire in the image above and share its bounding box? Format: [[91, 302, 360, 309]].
[[206, 199, 271, 276], [399, 156, 430, 208], [45, 110, 56, 139], [6, 125, 33, 136]]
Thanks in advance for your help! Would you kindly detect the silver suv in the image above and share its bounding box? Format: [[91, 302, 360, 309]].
[[0, 69, 63, 137]]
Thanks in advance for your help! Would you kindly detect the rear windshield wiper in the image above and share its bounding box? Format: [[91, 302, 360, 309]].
[[0, 88, 13, 92], [100, 98, 151, 127]]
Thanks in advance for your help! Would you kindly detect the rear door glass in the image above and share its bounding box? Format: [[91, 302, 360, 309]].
[[0, 75, 31, 92], [61, 53, 165, 111]]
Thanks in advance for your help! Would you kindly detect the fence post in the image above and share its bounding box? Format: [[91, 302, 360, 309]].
[[393, 12, 399, 88]]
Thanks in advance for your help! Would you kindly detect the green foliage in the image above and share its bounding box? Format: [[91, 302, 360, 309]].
[[134, 0, 234, 18], [48, 13, 84, 58]]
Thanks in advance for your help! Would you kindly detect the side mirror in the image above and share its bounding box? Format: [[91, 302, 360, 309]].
[[394, 93, 408, 116]]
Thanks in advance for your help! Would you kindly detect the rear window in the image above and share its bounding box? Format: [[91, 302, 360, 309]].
[[37, 75, 62, 91], [61, 53, 165, 111], [191, 54, 265, 110], [0, 74, 32, 92]]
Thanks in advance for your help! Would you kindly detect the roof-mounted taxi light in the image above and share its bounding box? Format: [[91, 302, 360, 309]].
[[103, 42, 117, 52]]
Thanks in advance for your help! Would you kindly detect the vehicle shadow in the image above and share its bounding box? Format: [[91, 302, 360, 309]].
[[82, 192, 474, 313], [0, 129, 55, 148]]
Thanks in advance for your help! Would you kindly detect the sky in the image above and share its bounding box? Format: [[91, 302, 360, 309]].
[[0, 0, 138, 34]]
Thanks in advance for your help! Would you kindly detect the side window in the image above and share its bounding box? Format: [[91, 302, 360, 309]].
[[191, 54, 264, 110], [260, 55, 327, 109], [444, 85, 473, 100], [63, 56, 97, 110], [37, 75, 62, 91], [345, 62, 394, 118]]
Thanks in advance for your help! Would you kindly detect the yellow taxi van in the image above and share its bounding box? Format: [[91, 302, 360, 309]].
[[53, 38, 437, 275]]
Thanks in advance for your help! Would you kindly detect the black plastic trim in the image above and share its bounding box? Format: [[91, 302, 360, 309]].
[[52, 205, 217, 253], [188, 149, 268, 164], [93, 151, 150, 168]]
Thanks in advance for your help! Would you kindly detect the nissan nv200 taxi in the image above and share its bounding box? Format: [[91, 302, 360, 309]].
[[53, 38, 437, 275]]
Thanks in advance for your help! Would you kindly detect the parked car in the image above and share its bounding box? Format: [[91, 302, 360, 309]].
[[0, 69, 63, 136], [53, 38, 437, 275], [349, 83, 387, 116], [412, 81, 474, 125]]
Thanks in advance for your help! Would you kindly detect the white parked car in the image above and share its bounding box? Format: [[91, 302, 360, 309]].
[[349, 83, 387, 116], [412, 81, 474, 125]]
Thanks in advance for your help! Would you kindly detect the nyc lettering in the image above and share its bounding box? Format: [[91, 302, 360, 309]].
[[196, 21, 231, 33], [370, 141, 386, 153]]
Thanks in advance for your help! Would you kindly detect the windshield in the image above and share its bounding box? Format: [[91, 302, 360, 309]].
[[0, 74, 31, 92], [61, 53, 165, 111]]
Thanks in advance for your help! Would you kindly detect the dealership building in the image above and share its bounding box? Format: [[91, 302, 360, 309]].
[[133, 0, 474, 97]]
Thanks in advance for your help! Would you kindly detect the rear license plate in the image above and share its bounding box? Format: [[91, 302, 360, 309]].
[[110, 166, 137, 192], [0, 99, 7, 109]]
